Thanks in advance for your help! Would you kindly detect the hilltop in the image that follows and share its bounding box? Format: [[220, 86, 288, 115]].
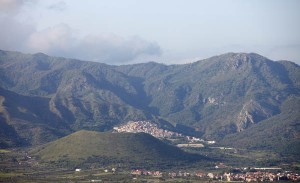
[[31, 130, 204, 168]]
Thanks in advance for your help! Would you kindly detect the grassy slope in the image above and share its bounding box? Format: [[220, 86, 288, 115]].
[[31, 131, 202, 163]]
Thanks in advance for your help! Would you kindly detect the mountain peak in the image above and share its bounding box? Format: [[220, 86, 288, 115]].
[[196, 52, 272, 71], [215, 52, 268, 62], [33, 52, 48, 58]]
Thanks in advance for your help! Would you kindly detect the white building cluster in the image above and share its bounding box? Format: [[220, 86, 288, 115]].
[[113, 121, 182, 138]]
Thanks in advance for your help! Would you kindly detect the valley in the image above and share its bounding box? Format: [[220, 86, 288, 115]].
[[0, 145, 299, 182]]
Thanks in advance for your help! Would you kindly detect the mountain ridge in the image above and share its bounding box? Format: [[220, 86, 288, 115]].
[[0, 49, 299, 154]]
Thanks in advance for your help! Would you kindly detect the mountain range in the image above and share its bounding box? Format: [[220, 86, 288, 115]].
[[0, 50, 299, 155]]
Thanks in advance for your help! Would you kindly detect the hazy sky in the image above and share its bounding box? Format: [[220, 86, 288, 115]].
[[0, 0, 300, 65]]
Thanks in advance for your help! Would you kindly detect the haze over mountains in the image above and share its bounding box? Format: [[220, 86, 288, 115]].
[[0, 50, 299, 155]]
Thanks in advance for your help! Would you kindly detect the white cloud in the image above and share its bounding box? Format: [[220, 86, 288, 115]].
[[26, 24, 162, 64], [0, 0, 36, 14], [72, 34, 162, 63], [0, 0, 24, 13], [0, 0, 162, 64], [27, 23, 73, 53], [0, 16, 35, 51]]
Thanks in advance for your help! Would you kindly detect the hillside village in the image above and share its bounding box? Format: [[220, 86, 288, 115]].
[[113, 120, 214, 145], [131, 169, 300, 182], [113, 121, 182, 138]]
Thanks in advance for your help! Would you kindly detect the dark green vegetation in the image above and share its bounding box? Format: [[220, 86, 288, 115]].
[[0, 146, 299, 183], [0, 50, 299, 159], [31, 130, 204, 169], [0, 131, 210, 182], [0, 147, 159, 183]]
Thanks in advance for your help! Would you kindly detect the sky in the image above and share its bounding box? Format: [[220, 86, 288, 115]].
[[0, 0, 300, 65]]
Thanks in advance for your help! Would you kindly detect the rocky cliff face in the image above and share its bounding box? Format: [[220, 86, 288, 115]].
[[237, 100, 275, 131]]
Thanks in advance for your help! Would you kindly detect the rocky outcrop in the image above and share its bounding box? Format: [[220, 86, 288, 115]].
[[237, 100, 275, 132]]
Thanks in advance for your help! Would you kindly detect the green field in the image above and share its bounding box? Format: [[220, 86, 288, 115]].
[[1, 145, 299, 183], [0, 132, 299, 182]]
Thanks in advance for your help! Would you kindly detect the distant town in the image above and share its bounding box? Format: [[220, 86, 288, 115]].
[[130, 168, 300, 182], [112, 120, 300, 182], [15, 153, 300, 182], [113, 120, 182, 138], [113, 120, 215, 146]]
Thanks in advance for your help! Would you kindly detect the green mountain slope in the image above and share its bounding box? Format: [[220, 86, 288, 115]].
[[0, 87, 70, 147], [31, 130, 202, 167], [0, 50, 299, 153], [221, 95, 300, 157], [0, 50, 155, 137], [117, 53, 300, 139]]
